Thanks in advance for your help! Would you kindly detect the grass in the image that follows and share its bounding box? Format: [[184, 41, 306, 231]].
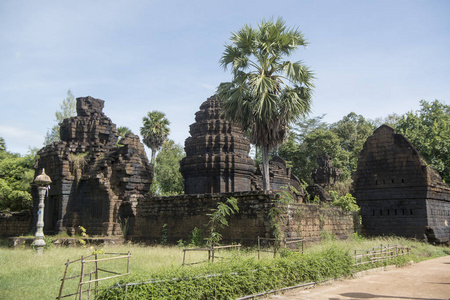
[[0, 236, 448, 300]]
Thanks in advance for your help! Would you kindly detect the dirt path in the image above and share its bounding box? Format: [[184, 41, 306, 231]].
[[268, 255, 450, 300]]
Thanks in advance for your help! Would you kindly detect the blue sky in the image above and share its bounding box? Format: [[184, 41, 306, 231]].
[[1, 0, 449, 155]]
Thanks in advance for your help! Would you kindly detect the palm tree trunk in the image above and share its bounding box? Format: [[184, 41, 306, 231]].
[[151, 149, 156, 166], [261, 145, 271, 191]]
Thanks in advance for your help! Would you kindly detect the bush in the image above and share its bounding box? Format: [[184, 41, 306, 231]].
[[97, 246, 353, 299]]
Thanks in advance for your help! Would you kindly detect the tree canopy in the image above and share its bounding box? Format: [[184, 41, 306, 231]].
[[217, 17, 314, 191], [152, 139, 185, 195], [116, 126, 132, 146], [44, 90, 76, 145], [0, 140, 35, 211], [140, 111, 170, 165], [396, 100, 450, 183]]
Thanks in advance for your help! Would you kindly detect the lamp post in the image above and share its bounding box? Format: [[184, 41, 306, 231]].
[[33, 168, 52, 255]]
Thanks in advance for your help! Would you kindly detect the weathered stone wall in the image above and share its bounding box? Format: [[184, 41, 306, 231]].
[[354, 125, 450, 243], [131, 192, 353, 244], [0, 211, 32, 237], [281, 204, 354, 240]]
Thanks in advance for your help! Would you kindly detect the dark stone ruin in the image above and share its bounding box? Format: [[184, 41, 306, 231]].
[[180, 95, 303, 199], [354, 125, 450, 243], [33, 96, 153, 236], [135, 95, 352, 244], [4, 95, 354, 244], [180, 95, 255, 194], [250, 155, 303, 197], [306, 153, 341, 203]]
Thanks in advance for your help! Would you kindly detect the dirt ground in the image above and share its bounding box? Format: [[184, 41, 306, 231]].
[[268, 255, 450, 300]]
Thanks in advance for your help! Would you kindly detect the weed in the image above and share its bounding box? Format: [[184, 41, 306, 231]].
[[77, 226, 88, 246], [160, 223, 168, 245], [189, 227, 204, 247], [205, 197, 239, 246]]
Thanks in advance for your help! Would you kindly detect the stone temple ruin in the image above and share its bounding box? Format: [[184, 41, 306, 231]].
[[5, 94, 352, 244], [180, 95, 302, 196], [306, 153, 341, 203], [2, 96, 448, 244], [130, 96, 351, 243], [180, 95, 255, 194], [32, 96, 153, 236], [354, 125, 450, 243]]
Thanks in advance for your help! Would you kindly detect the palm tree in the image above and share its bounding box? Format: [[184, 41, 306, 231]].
[[140, 111, 170, 164], [217, 18, 314, 191], [116, 126, 132, 145]]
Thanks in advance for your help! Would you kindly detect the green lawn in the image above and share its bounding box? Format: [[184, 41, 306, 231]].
[[0, 236, 448, 300]]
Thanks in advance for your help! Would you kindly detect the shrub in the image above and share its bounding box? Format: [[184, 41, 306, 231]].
[[97, 246, 353, 299]]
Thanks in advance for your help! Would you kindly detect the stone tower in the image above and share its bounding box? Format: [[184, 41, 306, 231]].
[[353, 125, 450, 243], [180, 95, 255, 194], [34, 96, 152, 236]]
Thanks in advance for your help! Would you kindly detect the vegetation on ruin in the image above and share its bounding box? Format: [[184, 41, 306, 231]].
[[217, 17, 314, 191], [1, 235, 447, 300], [205, 197, 239, 246], [116, 126, 132, 145]]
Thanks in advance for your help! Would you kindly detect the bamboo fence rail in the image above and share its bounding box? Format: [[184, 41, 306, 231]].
[[57, 251, 131, 300]]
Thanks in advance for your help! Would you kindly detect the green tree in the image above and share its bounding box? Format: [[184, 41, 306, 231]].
[[396, 100, 450, 182], [217, 17, 314, 191], [279, 127, 350, 184], [153, 139, 185, 195], [116, 126, 132, 145], [0, 147, 36, 211], [0, 137, 5, 152], [371, 113, 401, 128], [44, 90, 76, 145], [140, 111, 170, 165], [291, 114, 328, 144], [331, 112, 375, 174]]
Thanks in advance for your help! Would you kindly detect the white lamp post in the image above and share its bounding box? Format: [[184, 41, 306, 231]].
[[33, 168, 52, 255]]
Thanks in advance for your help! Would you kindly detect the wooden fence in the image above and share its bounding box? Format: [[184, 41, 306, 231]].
[[182, 244, 241, 266], [257, 237, 305, 259], [353, 244, 410, 266], [57, 251, 131, 300]]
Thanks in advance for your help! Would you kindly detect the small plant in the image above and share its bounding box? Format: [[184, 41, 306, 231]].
[[177, 239, 185, 248], [77, 226, 88, 246], [330, 191, 360, 212], [189, 227, 204, 247], [119, 216, 129, 238], [92, 248, 105, 255], [160, 223, 168, 245], [68, 152, 89, 171], [351, 232, 365, 241], [205, 197, 239, 246], [320, 230, 336, 241], [301, 179, 314, 203], [270, 187, 296, 241], [43, 236, 54, 250]]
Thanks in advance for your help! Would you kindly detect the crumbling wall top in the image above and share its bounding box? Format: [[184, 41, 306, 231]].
[[76, 96, 105, 116]]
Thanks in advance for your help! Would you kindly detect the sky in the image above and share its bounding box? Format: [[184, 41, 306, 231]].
[[0, 0, 449, 156]]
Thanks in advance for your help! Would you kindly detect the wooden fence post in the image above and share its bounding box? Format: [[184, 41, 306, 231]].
[[79, 256, 85, 300], [57, 259, 70, 300]]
